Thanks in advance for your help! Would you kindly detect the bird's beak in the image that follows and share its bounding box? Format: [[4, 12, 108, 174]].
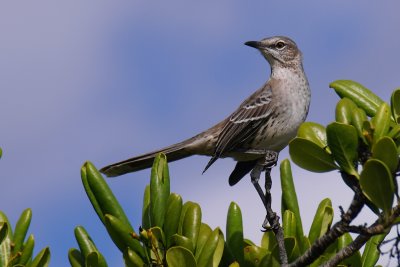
[[245, 41, 263, 49]]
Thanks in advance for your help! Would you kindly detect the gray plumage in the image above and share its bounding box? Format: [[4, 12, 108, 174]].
[[100, 36, 311, 186]]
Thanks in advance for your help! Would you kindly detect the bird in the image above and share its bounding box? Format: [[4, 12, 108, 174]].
[[100, 36, 310, 186]]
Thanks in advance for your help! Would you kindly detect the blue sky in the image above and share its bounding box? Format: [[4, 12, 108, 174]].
[[1, 1, 400, 266]]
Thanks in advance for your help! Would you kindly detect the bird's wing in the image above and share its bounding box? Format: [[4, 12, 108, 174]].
[[203, 82, 276, 172]]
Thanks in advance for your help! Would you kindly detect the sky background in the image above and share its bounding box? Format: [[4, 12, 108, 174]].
[[1, 1, 400, 266]]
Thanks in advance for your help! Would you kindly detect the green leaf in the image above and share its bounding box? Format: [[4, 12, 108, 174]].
[[103, 214, 145, 258], [181, 202, 201, 247], [257, 252, 272, 267], [282, 210, 296, 238], [326, 122, 359, 177], [12, 208, 32, 254], [338, 233, 362, 266], [361, 232, 388, 267], [150, 153, 170, 228], [226, 202, 244, 265], [19, 234, 34, 265], [289, 138, 338, 172], [166, 246, 196, 267], [243, 245, 268, 267], [0, 223, 8, 245], [170, 234, 194, 253], [360, 159, 395, 214], [388, 124, 400, 139], [30, 247, 50, 267], [390, 88, 400, 123], [68, 248, 84, 267], [195, 223, 212, 261], [335, 98, 357, 124], [212, 231, 225, 267], [123, 248, 145, 267], [372, 137, 398, 173], [0, 212, 12, 267], [330, 80, 384, 117], [297, 122, 329, 150], [82, 161, 132, 228], [260, 231, 277, 251], [371, 103, 391, 144], [280, 160, 304, 241], [142, 185, 151, 230], [197, 228, 221, 267], [86, 251, 107, 267], [308, 198, 333, 244], [351, 108, 368, 143], [164, 193, 183, 248], [74, 226, 107, 267]]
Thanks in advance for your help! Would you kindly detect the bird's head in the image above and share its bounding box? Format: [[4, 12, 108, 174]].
[[245, 36, 302, 68]]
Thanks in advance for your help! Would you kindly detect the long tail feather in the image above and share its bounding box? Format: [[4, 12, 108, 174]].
[[100, 140, 194, 177]]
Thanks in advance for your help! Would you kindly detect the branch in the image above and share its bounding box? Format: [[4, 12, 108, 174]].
[[289, 173, 365, 267], [322, 204, 400, 266]]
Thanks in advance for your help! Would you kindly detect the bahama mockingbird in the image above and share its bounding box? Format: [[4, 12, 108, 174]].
[[101, 36, 310, 191]]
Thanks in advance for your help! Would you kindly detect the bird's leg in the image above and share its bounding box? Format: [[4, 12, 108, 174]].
[[250, 151, 288, 265], [249, 151, 278, 226]]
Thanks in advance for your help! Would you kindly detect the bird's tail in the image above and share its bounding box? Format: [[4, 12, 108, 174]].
[[100, 138, 195, 177]]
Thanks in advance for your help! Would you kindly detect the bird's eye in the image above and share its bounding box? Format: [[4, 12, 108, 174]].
[[275, 41, 286, 50]]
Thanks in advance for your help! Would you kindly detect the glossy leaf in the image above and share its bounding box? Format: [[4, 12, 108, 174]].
[[104, 214, 145, 258], [308, 198, 333, 244], [0, 212, 12, 267], [0, 223, 7, 245], [289, 138, 338, 172], [181, 202, 201, 247], [82, 162, 132, 228], [123, 248, 145, 267], [297, 122, 329, 150], [74, 226, 107, 267], [197, 228, 221, 267], [282, 210, 296, 238], [361, 232, 388, 267], [195, 223, 212, 261], [166, 246, 196, 267], [388, 124, 400, 139], [164, 193, 183, 248], [360, 159, 395, 214], [391, 88, 400, 122], [68, 248, 84, 267], [371, 103, 391, 144], [330, 80, 384, 117], [170, 234, 194, 253], [280, 160, 304, 241], [335, 97, 357, 124], [351, 108, 368, 143], [326, 122, 359, 177], [260, 231, 277, 251], [150, 153, 170, 228], [212, 231, 225, 267], [142, 185, 151, 230], [12, 208, 32, 253], [30, 247, 50, 267], [372, 137, 398, 173], [86, 251, 107, 267], [19, 234, 34, 265], [226, 202, 244, 265], [243, 245, 268, 267]]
